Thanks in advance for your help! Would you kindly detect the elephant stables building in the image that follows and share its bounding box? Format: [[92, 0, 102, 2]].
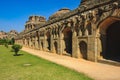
[[15, 0, 120, 63]]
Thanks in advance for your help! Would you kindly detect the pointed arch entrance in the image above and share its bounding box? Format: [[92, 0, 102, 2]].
[[46, 31, 51, 51], [54, 41, 58, 53], [79, 41, 87, 59], [63, 27, 72, 55], [99, 17, 120, 62]]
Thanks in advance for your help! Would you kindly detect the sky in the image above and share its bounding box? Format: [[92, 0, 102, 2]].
[[0, 0, 81, 32]]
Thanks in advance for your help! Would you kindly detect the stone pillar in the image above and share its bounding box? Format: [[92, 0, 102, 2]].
[[58, 31, 64, 55], [97, 36, 102, 60], [87, 36, 96, 61], [24, 38, 26, 46], [32, 24, 34, 29], [35, 36, 39, 49], [25, 38, 28, 46], [95, 31, 102, 60], [31, 36, 35, 49], [38, 37, 42, 50], [33, 36, 36, 49], [27, 38, 29, 47], [72, 31, 78, 58], [50, 31, 54, 53], [37, 35, 40, 50], [43, 32, 47, 51], [29, 37, 32, 48], [22, 38, 25, 46], [25, 38, 27, 47], [87, 24, 97, 62]]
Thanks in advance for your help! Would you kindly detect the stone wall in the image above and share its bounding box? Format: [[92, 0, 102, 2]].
[[15, 0, 120, 62]]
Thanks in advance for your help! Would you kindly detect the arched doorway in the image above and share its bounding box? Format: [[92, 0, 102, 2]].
[[63, 28, 72, 55], [86, 23, 92, 35], [54, 41, 58, 53], [106, 21, 120, 61], [99, 18, 120, 62], [79, 41, 87, 59], [41, 42, 44, 50], [46, 31, 51, 51]]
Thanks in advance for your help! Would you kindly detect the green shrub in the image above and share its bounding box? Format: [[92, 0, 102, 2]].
[[4, 43, 8, 48], [0, 39, 7, 45], [12, 44, 22, 56]]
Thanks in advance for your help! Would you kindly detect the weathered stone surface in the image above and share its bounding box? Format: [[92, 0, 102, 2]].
[[0, 30, 18, 39], [15, 0, 120, 62]]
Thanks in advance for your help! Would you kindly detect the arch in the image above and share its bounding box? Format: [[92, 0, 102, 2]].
[[98, 17, 118, 35], [41, 41, 44, 50], [63, 27, 72, 55], [54, 41, 58, 53], [86, 22, 92, 35], [46, 31, 51, 51], [79, 41, 87, 59], [98, 17, 120, 62]]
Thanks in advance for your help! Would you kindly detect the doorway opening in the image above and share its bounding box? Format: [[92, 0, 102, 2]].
[[79, 41, 87, 59], [100, 20, 120, 62], [63, 28, 72, 55], [54, 41, 58, 53], [46, 31, 51, 51]]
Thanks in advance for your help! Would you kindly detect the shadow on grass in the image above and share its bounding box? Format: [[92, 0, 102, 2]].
[[10, 49, 14, 52], [13, 54, 24, 56]]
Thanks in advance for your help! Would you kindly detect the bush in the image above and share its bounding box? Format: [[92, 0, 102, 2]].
[[0, 38, 15, 45], [0, 39, 7, 45], [9, 38, 15, 45], [12, 44, 22, 56], [4, 43, 8, 48]]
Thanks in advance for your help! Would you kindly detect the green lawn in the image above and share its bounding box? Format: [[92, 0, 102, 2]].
[[0, 45, 93, 80]]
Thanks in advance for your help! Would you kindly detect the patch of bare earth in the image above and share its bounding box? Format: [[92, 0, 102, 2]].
[[22, 47, 120, 80]]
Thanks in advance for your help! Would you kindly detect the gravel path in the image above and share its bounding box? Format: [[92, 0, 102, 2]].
[[22, 47, 120, 80]]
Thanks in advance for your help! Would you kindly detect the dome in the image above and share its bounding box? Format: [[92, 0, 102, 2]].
[[49, 8, 70, 20]]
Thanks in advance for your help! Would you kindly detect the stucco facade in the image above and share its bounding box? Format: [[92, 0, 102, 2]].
[[15, 0, 120, 62]]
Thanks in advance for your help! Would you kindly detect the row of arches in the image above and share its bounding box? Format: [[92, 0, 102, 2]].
[[16, 14, 120, 62], [42, 27, 88, 59]]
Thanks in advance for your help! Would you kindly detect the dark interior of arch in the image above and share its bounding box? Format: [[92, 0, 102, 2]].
[[64, 30, 72, 55], [106, 21, 120, 62], [79, 41, 87, 59], [46, 32, 51, 51], [54, 41, 58, 53]]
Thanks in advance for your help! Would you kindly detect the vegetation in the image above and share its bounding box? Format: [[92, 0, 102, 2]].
[[0, 38, 8, 45], [11, 44, 22, 56], [0, 46, 93, 80], [4, 43, 8, 48], [0, 38, 15, 45], [10, 38, 15, 45]]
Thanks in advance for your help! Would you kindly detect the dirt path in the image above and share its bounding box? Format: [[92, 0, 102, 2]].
[[22, 47, 120, 80]]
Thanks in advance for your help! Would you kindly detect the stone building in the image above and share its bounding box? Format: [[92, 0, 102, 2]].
[[15, 0, 120, 62], [0, 30, 18, 39], [7, 30, 18, 39], [0, 31, 7, 39]]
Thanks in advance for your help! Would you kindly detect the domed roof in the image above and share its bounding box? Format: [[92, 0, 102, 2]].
[[49, 8, 70, 20]]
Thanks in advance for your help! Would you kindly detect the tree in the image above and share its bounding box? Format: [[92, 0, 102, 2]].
[[9, 38, 15, 45], [12, 44, 22, 56], [0, 39, 7, 45]]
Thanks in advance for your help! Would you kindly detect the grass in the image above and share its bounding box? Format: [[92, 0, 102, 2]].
[[0, 45, 93, 80]]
